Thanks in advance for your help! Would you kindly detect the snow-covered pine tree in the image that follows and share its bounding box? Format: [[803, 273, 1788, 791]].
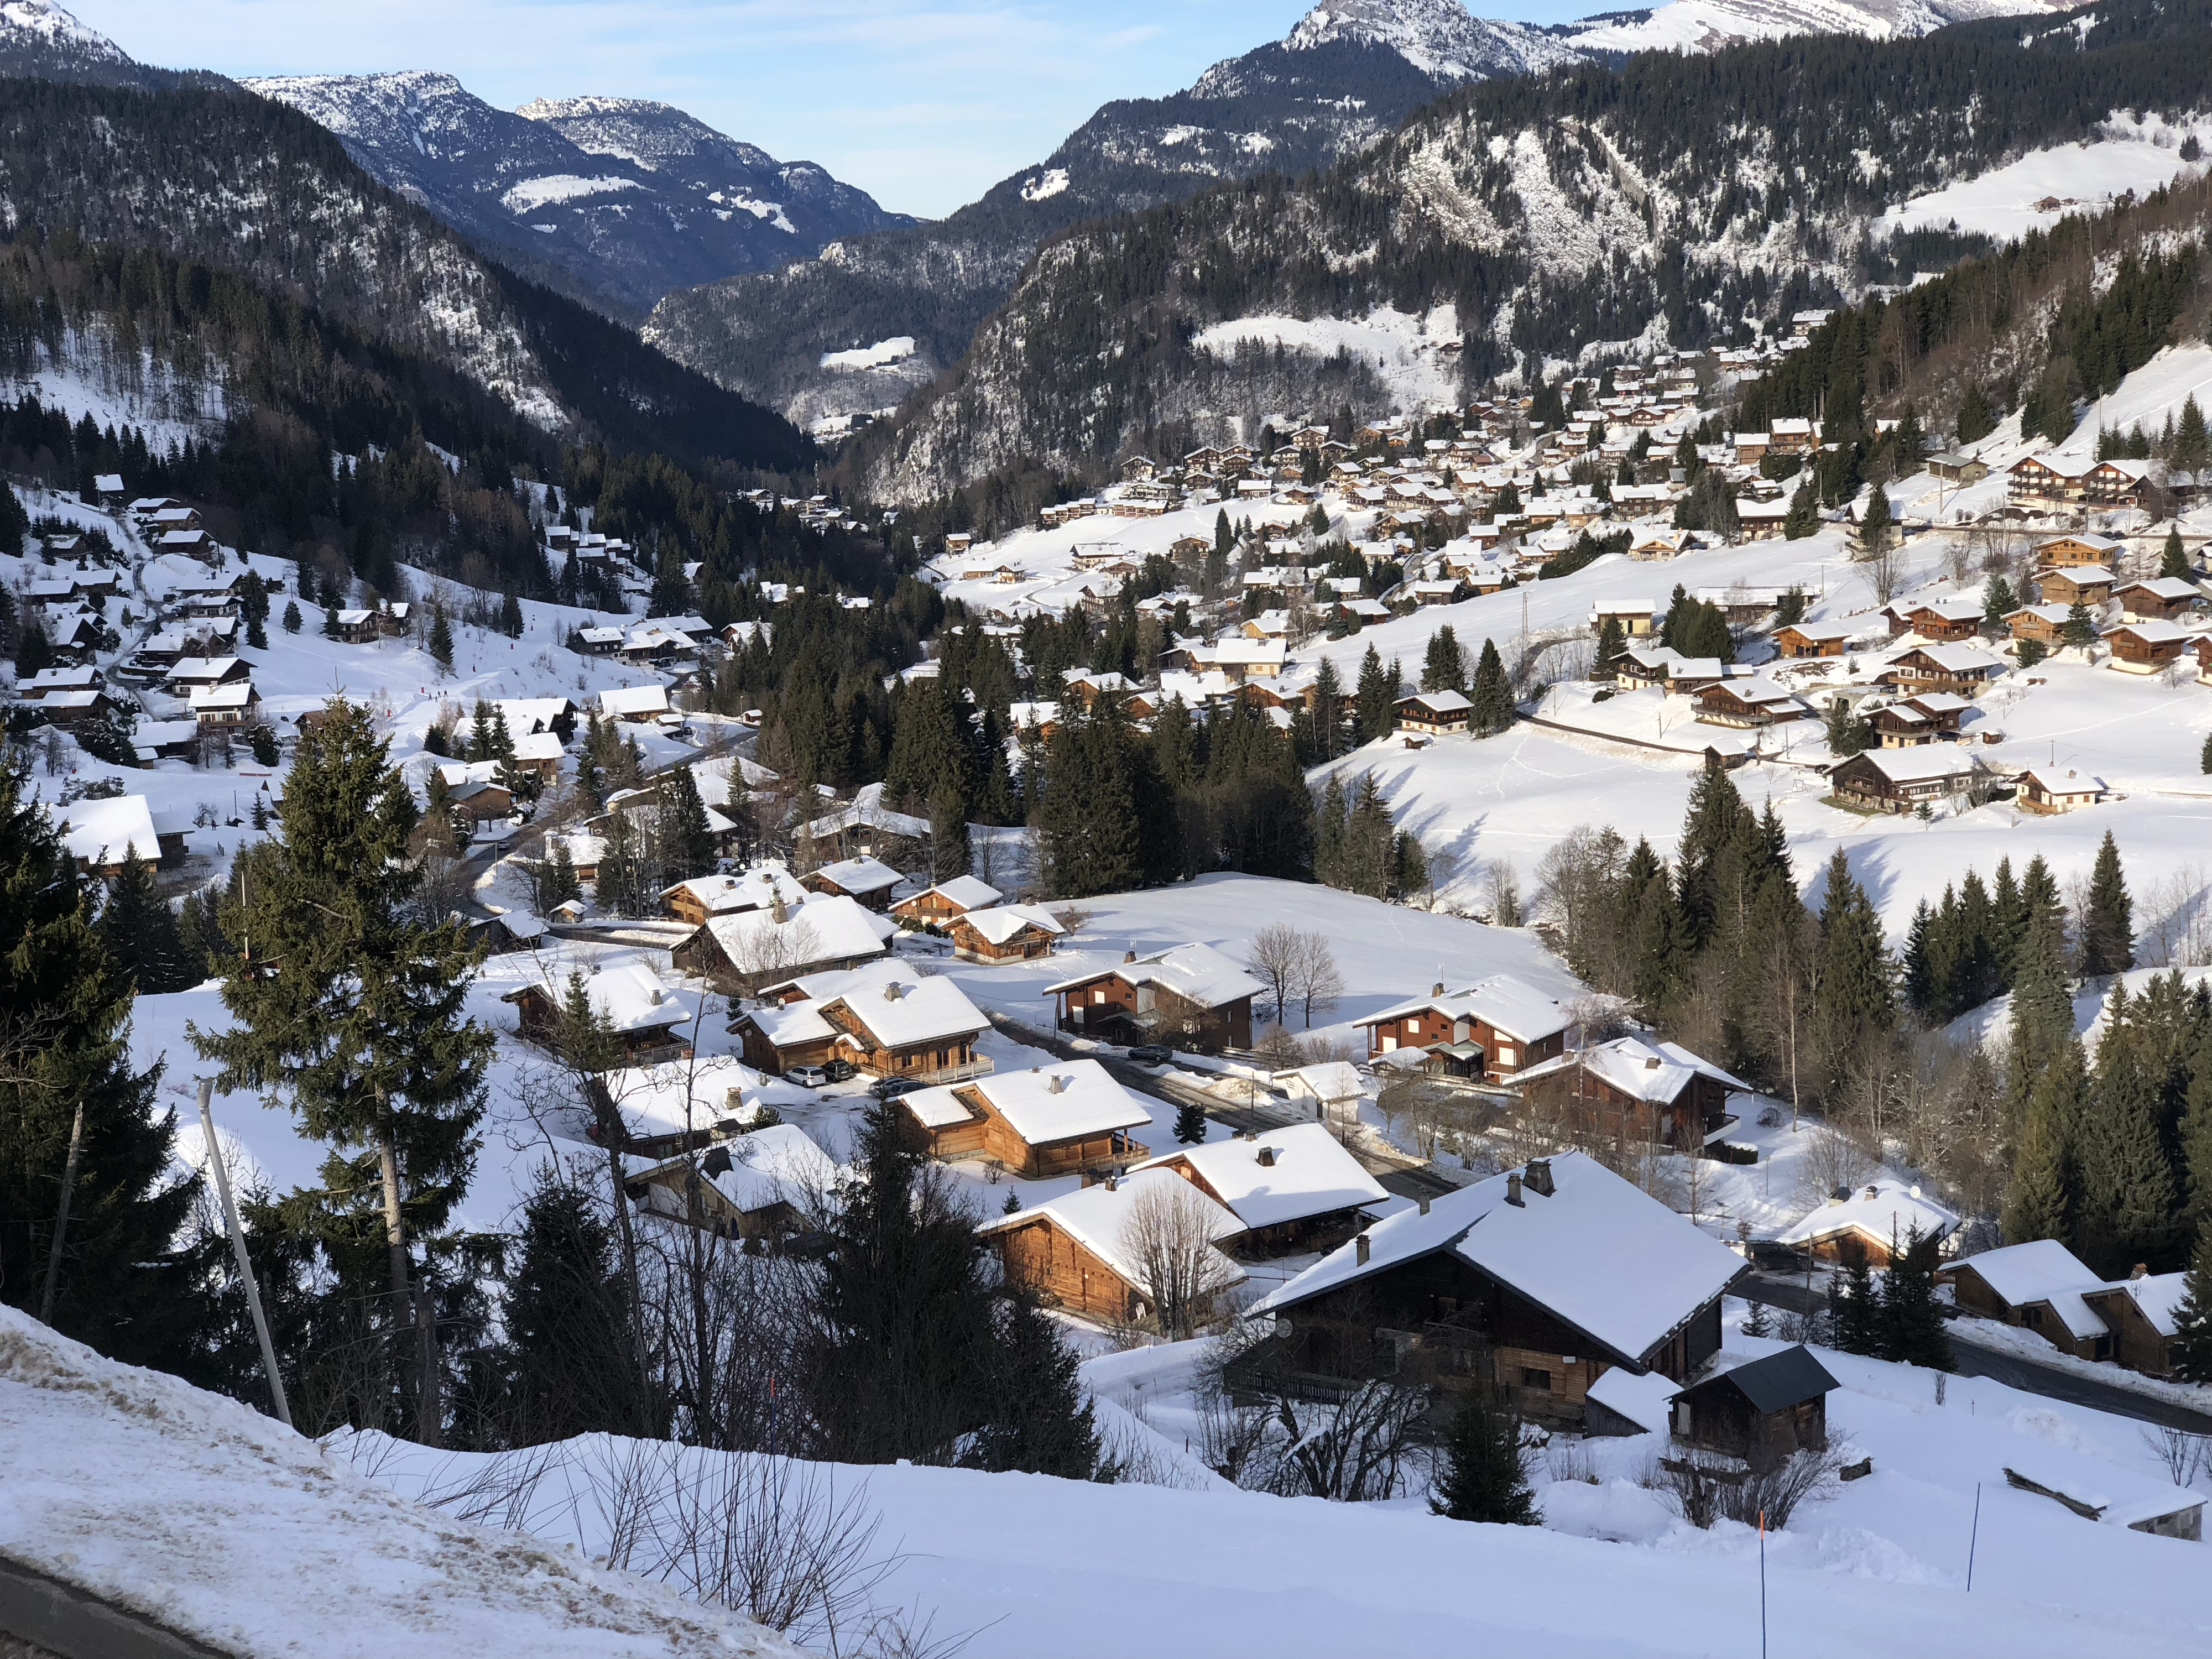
[[1431, 1387, 1537, 1524]]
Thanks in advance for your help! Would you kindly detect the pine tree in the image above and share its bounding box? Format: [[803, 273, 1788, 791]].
[[535, 839, 581, 913], [1813, 851, 1893, 1096], [1430, 1387, 1537, 1524], [2176, 394, 2210, 475], [1422, 625, 1466, 693], [1956, 384, 1995, 445], [320, 598, 340, 640], [660, 765, 718, 878], [190, 699, 495, 1443], [1, 759, 214, 1370], [1173, 1100, 1208, 1144], [1783, 480, 1818, 539], [427, 607, 454, 672], [2062, 599, 2096, 649], [928, 785, 971, 883], [497, 1170, 649, 1441], [2004, 1037, 2086, 1245], [1354, 643, 1395, 744], [499, 590, 524, 639], [2079, 831, 2133, 978], [1858, 487, 1893, 555], [2161, 526, 2191, 580], [2169, 1232, 2212, 1383], [1468, 637, 1511, 736], [2202, 730, 2212, 776], [1314, 773, 1349, 887], [97, 851, 191, 994], [248, 723, 279, 766], [1593, 614, 1626, 679], [964, 1287, 1100, 1479], [1981, 574, 2016, 626], [1877, 1225, 1953, 1369], [2078, 983, 2181, 1274]]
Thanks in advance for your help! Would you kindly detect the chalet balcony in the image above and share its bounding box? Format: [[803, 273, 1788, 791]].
[[864, 1054, 996, 1087]]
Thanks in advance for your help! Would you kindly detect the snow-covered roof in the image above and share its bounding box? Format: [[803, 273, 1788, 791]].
[[494, 696, 575, 734], [2101, 618, 2194, 644], [510, 731, 564, 763], [2017, 766, 2104, 796], [1890, 641, 2000, 672], [600, 1054, 760, 1139], [1132, 1123, 1385, 1232], [1279, 1061, 1366, 1104], [661, 865, 807, 916], [958, 902, 1066, 946], [2116, 576, 2203, 601], [902, 874, 1002, 912], [1845, 747, 1979, 784], [515, 962, 697, 1035], [1585, 1364, 1679, 1434], [1046, 942, 1264, 1011], [2088, 1272, 2189, 1338], [808, 854, 902, 896], [703, 893, 895, 973], [599, 684, 671, 718], [706, 1124, 842, 1214], [53, 794, 161, 864], [906, 1058, 1151, 1146], [1951, 1240, 2107, 1338], [1256, 1150, 1745, 1366], [1400, 688, 1473, 713], [977, 1166, 1245, 1293], [1777, 1180, 1959, 1250], [743, 999, 837, 1050], [189, 682, 256, 711], [1364, 974, 1573, 1044], [1514, 1035, 1749, 1106], [820, 964, 988, 1049]]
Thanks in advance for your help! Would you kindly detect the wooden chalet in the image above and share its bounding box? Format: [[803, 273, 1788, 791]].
[[1128, 1123, 1387, 1258], [1670, 1346, 1838, 1464], [2114, 577, 2205, 623], [2005, 603, 2073, 648], [902, 1058, 1151, 1180], [799, 855, 902, 910], [1828, 747, 1980, 812], [1246, 1152, 1745, 1428], [189, 682, 260, 727], [2100, 619, 2193, 672], [1592, 603, 1656, 639], [1773, 620, 1854, 659], [1693, 678, 1805, 729], [979, 1167, 1244, 1324], [55, 795, 187, 877], [1903, 597, 1985, 641], [628, 1124, 841, 1242], [1046, 944, 1261, 1051], [1868, 691, 1967, 747], [502, 964, 696, 1068], [671, 893, 894, 993], [2006, 453, 2089, 507], [2034, 565, 2114, 607], [1358, 975, 1571, 1083], [733, 959, 989, 1083], [1776, 1180, 1958, 1266], [1877, 643, 2002, 696], [1927, 452, 1989, 483], [2198, 635, 2212, 684], [1395, 689, 1472, 735], [2033, 533, 2122, 568], [891, 875, 1003, 929], [2078, 1271, 2189, 1379], [947, 902, 1065, 963], [660, 867, 807, 926], [1512, 1036, 1747, 1156], [23, 688, 116, 728], [2015, 766, 2103, 813], [1940, 1240, 2114, 1361]]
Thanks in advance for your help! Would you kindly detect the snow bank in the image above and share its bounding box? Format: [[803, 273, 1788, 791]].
[[500, 174, 643, 215], [0, 1306, 801, 1658], [821, 335, 918, 373]]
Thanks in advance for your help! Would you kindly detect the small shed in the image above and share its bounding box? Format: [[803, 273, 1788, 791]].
[[1671, 1345, 1837, 1463]]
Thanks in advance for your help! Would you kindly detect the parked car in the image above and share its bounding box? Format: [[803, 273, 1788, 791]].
[[822, 1058, 857, 1083], [785, 1064, 830, 1088], [1127, 1044, 1171, 1066], [869, 1076, 921, 1100]]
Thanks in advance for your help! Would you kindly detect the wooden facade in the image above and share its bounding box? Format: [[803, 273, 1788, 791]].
[[947, 911, 1058, 962], [1942, 1261, 2104, 1361], [990, 1214, 1144, 1322], [1773, 623, 1850, 659], [2034, 567, 2113, 607], [1052, 971, 1253, 1051], [1361, 1003, 1566, 1081], [904, 1084, 1147, 1178], [2078, 1285, 2177, 1378], [1670, 1348, 1833, 1464], [1828, 751, 1978, 812], [2103, 624, 2189, 671], [503, 984, 691, 1067], [1517, 1060, 1732, 1155]]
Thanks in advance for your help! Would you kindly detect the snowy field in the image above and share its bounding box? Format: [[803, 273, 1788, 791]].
[[1191, 305, 1468, 411], [1875, 114, 2209, 245], [320, 1311, 2212, 1659]]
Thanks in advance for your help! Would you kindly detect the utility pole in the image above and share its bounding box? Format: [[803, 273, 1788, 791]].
[[197, 1079, 292, 1427]]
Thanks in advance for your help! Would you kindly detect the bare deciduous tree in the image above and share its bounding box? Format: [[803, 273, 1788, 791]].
[[1245, 923, 1300, 1024], [1293, 934, 1344, 1027], [1118, 1177, 1241, 1340]]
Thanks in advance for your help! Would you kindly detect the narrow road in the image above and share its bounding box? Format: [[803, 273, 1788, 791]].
[[1735, 1273, 2212, 1431], [1946, 1332, 2212, 1433]]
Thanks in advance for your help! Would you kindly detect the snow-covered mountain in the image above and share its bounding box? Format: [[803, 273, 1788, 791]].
[[1559, 0, 2062, 54], [0, 0, 216, 88], [243, 72, 911, 319], [646, 0, 1593, 429]]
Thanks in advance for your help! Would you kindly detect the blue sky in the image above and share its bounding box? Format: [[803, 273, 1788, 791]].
[[69, 1, 1597, 217]]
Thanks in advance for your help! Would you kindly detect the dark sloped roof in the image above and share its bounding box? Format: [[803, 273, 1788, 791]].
[[1683, 1345, 1838, 1415]]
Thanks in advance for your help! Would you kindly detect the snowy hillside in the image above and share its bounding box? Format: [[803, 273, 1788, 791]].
[[328, 1322, 2212, 1658], [244, 72, 910, 319], [0, 1307, 804, 1658], [1562, 0, 2061, 54]]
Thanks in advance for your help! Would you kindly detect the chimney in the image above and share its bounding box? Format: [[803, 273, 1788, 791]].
[[883, 982, 904, 1001], [770, 895, 788, 925], [1256, 1146, 1276, 1167], [1103, 1174, 1118, 1192], [1124, 948, 1138, 963], [1645, 1055, 1662, 1070], [646, 986, 664, 1006], [1047, 1074, 1066, 1094], [1506, 1172, 1524, 1207], [2131, 1262, 2150, 1280], [1432, 981, 1446, 997], [1524, 1158, 1553, 1198], [1355, 1234, 1371, 1265], [1418, 1195, 1431, 1217]]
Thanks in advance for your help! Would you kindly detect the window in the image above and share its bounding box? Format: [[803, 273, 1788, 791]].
[[1521, 1367, 1552, 1392], [2021, 1306, 2042, 1329], [1093, 989, 1108, 1005]]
